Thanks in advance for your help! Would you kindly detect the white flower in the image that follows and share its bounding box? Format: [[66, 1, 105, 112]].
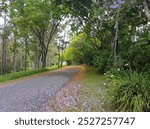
[[104, 73, 106, 75], [124, 63, 129, 66], [117, 68, 120, 71], [103, 83, 106, 86], [110, 75, 114, 78]]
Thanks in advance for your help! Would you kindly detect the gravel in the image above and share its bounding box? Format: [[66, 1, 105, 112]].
[[0, 67, 79, 112]]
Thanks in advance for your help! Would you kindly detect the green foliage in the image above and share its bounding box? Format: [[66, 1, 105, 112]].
[[0, 0, 150, 112], [106, 69, 150, 112], [64, 33, 95, 65], [9, 0, 64, 68], [93, 50, 113, 73], [64, 47, 74, 65], [121, 43, 150, 72], [0, 65, 58, 82]]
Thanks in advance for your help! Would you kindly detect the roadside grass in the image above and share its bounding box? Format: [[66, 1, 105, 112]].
[[64, 66, 112, 112], [0, 65, 58, 83]]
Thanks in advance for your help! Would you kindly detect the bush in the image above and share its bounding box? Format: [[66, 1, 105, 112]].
[[106, 69, 150, 112], [121, 43, 150, 72], [93, 50, 113, 73]]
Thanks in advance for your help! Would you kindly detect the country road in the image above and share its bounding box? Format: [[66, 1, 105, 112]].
[[0, 66, 80, 112]]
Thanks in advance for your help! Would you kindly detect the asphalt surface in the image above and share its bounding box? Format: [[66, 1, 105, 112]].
[[0, 67, 79, 112]]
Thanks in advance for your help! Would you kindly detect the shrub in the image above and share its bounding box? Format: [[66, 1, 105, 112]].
[[121, 43, 150, 72], [93, 50, 113, 73], [106, 69, 150, 112]]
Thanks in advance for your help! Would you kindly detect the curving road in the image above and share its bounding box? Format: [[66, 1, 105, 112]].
[[0, 66, 79, 112]]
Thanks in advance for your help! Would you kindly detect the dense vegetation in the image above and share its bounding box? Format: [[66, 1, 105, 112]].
[[63, 0, 150, 111], [0, 0, 68, 74], [0, 0, 150, 111]]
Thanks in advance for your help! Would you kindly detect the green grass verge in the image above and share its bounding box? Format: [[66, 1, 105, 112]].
[[0, 65, 58, 83], [64, 66, 112, 112]]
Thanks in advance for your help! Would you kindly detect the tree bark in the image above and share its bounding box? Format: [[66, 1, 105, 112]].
[[1, 14, 7, 75], [13, 37, 17, 73], [37, 52, 41, 69], [41, 52, 47, 68], [24, 38, 28, 71], [111, 9, 120, 67], [143, 0, 150, 21], [1, 36, 7, 75], [57, 42, 61, 68]]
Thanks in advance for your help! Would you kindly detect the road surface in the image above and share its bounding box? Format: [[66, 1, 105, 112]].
[[0, 66, 79, 112]]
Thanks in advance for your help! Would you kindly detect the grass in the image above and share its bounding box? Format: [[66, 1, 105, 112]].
[[64, 66, 112, 112], [106, 69, 150, 112], [0, 65, 58, 83]]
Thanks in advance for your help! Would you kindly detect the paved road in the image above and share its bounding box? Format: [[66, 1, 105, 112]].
[[0, 67, 79, 112]]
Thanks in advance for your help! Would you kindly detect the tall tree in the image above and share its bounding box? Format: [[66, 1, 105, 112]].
[[10, 0, 64, 68], [0, 0, 10, 75]]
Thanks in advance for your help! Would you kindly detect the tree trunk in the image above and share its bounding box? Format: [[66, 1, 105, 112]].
[[13, 37, 17, 73], [35, 43, 41, 70], [111, 9, 120, 67], [24, 38, 28, 71], [57, 44, 61, 68], [37, 53, 41, 69], [41, 52, 47, 68], [143, 0, 150, 21], [21, 55, 24, 71], [1, 14, 7, 75], [1, 37, 7, 75]]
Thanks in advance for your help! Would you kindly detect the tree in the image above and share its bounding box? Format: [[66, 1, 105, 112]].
[[10, 0, 64, 68], [64, 32, 95, 65], [0, 0, 10, 75]]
